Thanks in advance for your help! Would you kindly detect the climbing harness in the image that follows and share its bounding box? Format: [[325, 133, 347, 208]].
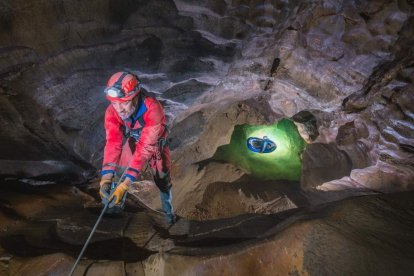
[[122, 91, 169, 159], [122, 91, 147, 141]]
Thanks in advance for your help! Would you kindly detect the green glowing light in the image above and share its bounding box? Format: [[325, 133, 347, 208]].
[[213, 119, 306, 181]]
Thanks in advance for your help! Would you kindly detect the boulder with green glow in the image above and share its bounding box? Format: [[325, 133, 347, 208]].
[[214, 119, 306, 181]]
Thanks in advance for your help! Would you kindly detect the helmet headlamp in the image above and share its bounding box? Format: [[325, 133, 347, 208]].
[[104, 71, 141, 99], [105, 86, 124, 98]]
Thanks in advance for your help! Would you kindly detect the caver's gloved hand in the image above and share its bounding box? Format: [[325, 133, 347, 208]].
[[108, 181, 129, 208], [99, 174, 113, 204]]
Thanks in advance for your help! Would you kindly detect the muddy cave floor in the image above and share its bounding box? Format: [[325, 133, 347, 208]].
[[0, 173, 414, 275]]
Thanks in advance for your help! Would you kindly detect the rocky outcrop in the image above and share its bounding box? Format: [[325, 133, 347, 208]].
[[155, 191, 414, 276], [1, 0, 411, 190], [0, 0, 414, 274], [1, 178, 413, 275], [0, 0, 248, 171]]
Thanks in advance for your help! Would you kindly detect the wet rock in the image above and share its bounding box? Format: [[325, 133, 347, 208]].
[[193, 178, 298, 220], [0, 92, 70, 162], [316, 176, 363, 191], [342, 26, 373, 47], [144, 192, 414, 275], [334, 120, 373, 169], [0, 182, 154, 264], [0, 181, 93, 221], [169, 111, 206, 151], [173, 161, 245, 219], [291, 110, 319, 141], [55, 213, 129, 246], [172, 97, 278, 169], [301, 143, 352, 190], [0, 47, 38, 77], [174, 0, 248, 39], [339, 141, 372, 169], [317, 157, 414, 192], [394, 84, 414, 119], [80, 261, 125, 276], [306, 31, 345, 61], [9, 253, 73, 276], [192, 30, 239, 57], [336, 120, 369, 145], [162, 79, 213, 104], [123, 262, 147, 276], [0, 160, 87, 185], [350, 161, 413, 192], [161, 56, 217, 82]]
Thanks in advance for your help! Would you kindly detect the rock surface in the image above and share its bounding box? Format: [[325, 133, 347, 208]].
[[152, 191, 414, 276], [1, 179, 413, 275], [0, 0, 413, 275]]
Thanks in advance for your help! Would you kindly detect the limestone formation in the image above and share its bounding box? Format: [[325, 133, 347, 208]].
[[0, 0, 413, 275]]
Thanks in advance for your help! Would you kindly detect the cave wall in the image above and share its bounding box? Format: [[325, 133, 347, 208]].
[[0, 0, 252, 178], [0, 1, 414, 275], [0, 0, 413, 191]]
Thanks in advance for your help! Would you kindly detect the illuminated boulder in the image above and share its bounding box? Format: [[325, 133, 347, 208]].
[[214, 119, 306, 181]]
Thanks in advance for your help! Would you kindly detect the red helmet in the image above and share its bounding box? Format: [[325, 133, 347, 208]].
[[104, 71, 141, 102]]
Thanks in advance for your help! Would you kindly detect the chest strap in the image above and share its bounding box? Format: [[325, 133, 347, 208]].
[[122, 93, 169, 145], [122, 92, 145, 140]]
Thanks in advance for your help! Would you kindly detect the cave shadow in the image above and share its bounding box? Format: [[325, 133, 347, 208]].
[[0, 233, 154, 262], [237, 174, 311, 208]]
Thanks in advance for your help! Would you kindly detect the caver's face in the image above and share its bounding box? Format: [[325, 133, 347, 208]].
[[112, 100, 135, 120]]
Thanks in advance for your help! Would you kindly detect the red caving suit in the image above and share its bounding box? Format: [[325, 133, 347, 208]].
[[101, 93, 171, 191]]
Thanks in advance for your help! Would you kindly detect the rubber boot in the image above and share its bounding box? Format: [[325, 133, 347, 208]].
[[160, 188, 175, 224]]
